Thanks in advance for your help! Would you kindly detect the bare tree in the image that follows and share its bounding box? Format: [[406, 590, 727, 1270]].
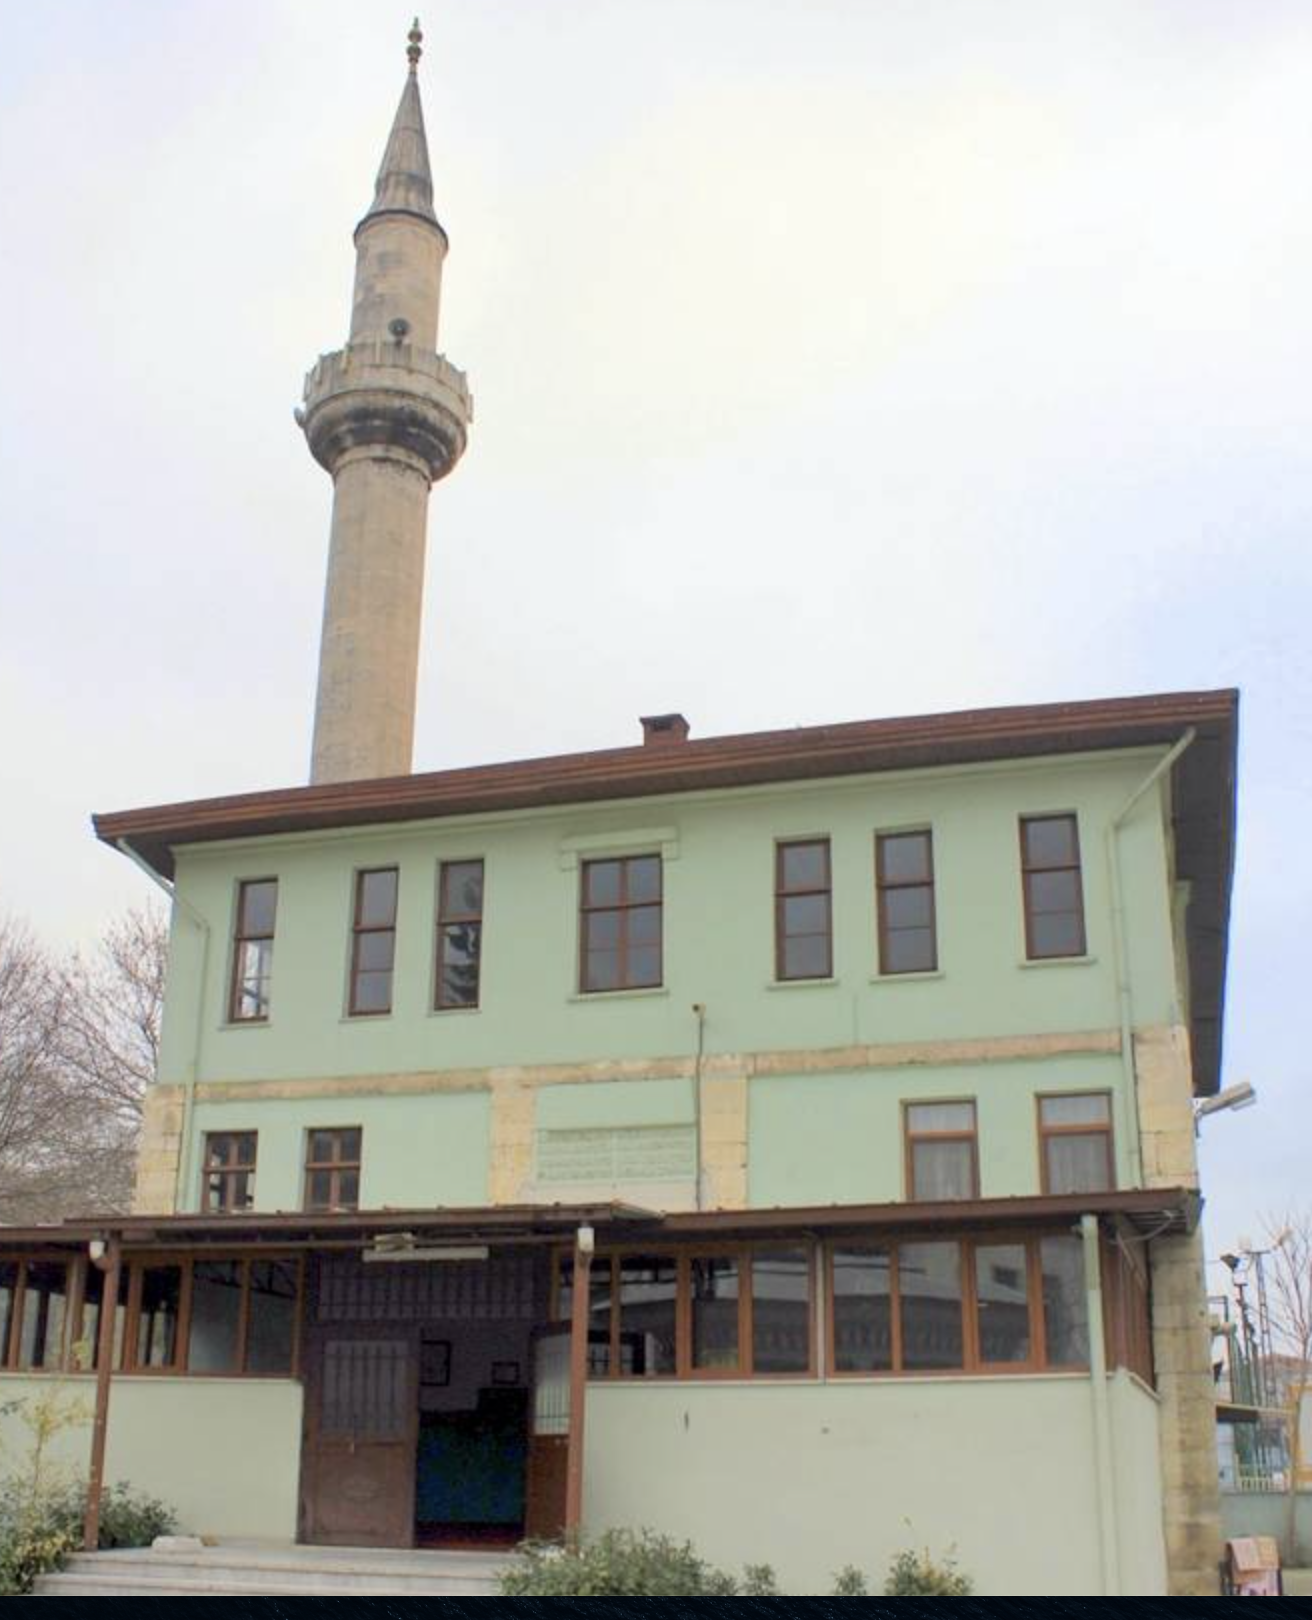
[[1264, 1212, 1312, 1559], [57, 905, 168, 1127], [0, 906, 168, 1224]]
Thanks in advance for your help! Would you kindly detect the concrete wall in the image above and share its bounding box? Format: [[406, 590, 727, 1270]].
[[583, 1372, 1167, 1596], [1109, 1371, 1170, 1593], [0, 1374, 303, 1542], [1222, 1491, 1312, 1567]]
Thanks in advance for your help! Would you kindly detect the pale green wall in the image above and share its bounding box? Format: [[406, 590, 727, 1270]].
[[188, 1091, 489, 1212], [152, 749, 1180, 1211], [583, 1374, 1166, 1596], [749, 1051, 1130, 1205], [1109, 1372, 1169, 1593], [0, 1374, 303, 1542]]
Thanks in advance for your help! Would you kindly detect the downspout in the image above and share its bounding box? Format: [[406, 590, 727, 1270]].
[[1105, 731, 1195, 1184], [115, 839, 211, 1211], [1082, 1213, 1121, 1595], [691, 1003, 707, 1211]]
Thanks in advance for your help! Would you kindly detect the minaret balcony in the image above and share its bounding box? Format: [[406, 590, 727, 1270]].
[[298, 340, 473, 484]]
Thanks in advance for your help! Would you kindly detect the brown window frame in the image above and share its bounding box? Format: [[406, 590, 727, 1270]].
[[0, 1255, 75, 1372], [578, 854, 664, 994], [875, 829, 938, 975], [824, 1231, 1088, 1379], [115, 1252, 304, 1378], [201, 1131, 258, 1214], [228, 877, 278, 1024], [774, 837, 833, 982], [303, 1127, 363, 1213], [348, 867, 399, 1017], [1020, 813, 1087, 960], [1037, 1092, 1116, 1195], [553, 1243, 817, 1382], [903, 1099, 980, 1202], [434, 858, 485, 1011]]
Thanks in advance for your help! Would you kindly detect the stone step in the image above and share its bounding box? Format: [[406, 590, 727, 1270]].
[[35, 1546, 510, 1598]]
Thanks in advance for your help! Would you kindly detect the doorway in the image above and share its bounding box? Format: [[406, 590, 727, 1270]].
[[299, 1250, 547, 1549]]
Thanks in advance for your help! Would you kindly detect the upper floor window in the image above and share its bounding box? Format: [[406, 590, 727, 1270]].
[[876, 830, 937, 974], [904, 1100, 979, 1201], [349, 868, 398, 1015], [229, 878, 277, 1022], [202, 1131, 257, 1213], [435, 859, 484, 1009], [305, 1127, 362, 1212], [775, 838, 832, 980], [1038, 1093, 1114, 1194], [1020, 814, 1086, 959], [580, 855, 662, 992]]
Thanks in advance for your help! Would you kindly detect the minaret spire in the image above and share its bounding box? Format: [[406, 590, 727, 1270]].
[[298, 26, 473, 785]]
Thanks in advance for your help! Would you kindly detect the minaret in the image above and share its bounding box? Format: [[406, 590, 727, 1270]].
[[300, 20, 472, 784]]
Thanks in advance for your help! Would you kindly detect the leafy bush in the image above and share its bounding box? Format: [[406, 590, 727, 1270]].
[[501, 1528, 776, 1597], [884, 1546, 974, 1596], [0, 1521, 78, 1595], [10, 1480, 177, 1551], [831, 1564, 871, 1596]]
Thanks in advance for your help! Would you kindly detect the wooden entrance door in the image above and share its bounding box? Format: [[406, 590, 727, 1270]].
[[524, 1326, 570, 1541], [302, 1335, 417, 1547]]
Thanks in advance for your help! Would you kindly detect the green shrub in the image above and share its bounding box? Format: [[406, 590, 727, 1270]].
[[884, 1546, 974, 1596], [0, 1521, 78, 1595], [500, 1528, 776, 1597], [25, 1480, 177, 1550], [831, 1564, 871, 1596]]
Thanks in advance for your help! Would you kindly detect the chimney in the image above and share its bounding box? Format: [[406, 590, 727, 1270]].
[[640, 713, 690, 748]]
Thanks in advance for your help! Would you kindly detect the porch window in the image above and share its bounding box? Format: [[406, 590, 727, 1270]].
[[186, 1256, 300, 1375], [775, 838, 833, 980], [133, 1263, 185, 1370], [904, 1100, 979, 1201], [202, 1131, 257, 1213], [690, 1255, 741, 1373], [79, 1262, 128, 1370], [188, 1260, 243, 1372], [1038, 1093, 1114, 1195], [435, 859, 484, 1009], [1040, 1235, 1090, 1366], [349, 867, 399, 1016], [580, 855, 662, 993], [751, 1248, 813, 1374], [229, 878, 277, 1022], [1020, 814, 1087, 959], [876, 830, 937, 974], [899, 1241, 964, 1371], [304, 1127, 362, 1213], [974, 1243, 1032, 1366], [0, 1262, 17, 1366], [14, 1262, 70, 1371], [244, 1259, 299, 1374], [616, 1255, 678, 1377], [829, 1245, 894, 1373]]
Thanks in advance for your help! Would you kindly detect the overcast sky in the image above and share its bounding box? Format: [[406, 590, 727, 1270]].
[[1, 2, 1308, 1275]]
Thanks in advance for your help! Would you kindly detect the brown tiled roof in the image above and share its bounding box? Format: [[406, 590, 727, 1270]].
[[93, 687, 1238, 1094]]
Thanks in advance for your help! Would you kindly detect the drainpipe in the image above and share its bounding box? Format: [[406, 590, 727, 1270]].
[[1104, 731, 1195, 1184], [116, 839, 211, 1210], [564, 1224, 595, 1540], [691, 1004, 707, 1211], [83, 1234, 122, 1551], [1082, 1213, 1121, 1595]]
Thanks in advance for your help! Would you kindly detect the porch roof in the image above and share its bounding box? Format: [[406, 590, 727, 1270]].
[[0, 1186, 1198, 1252]]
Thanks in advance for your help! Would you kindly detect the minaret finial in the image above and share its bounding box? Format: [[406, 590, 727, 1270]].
[[407, 17, 423, 72]]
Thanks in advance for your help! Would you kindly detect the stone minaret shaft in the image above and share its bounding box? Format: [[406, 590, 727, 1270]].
[[301, 21, 472, 784]]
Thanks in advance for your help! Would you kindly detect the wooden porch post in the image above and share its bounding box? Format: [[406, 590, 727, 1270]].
[[83, 1236, 122, 1552], [564, 1225, 594, 1540]]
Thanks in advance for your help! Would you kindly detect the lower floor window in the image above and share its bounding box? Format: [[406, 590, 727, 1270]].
[[828, 1232, 1091, 1376]]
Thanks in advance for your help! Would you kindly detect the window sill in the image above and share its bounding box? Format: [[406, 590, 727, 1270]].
[[869, 969, 944, 985], [338, 1012, 394, 1024], [429, 1004, 481, 1017], [219, 1018, 273, 1032], [1018, 954, 1098, 970], [568, 986, 670, 1004], [765, 977, 840, 991]]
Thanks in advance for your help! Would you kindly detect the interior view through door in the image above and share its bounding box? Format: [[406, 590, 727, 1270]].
[[300, 1249, 551, 1549]]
